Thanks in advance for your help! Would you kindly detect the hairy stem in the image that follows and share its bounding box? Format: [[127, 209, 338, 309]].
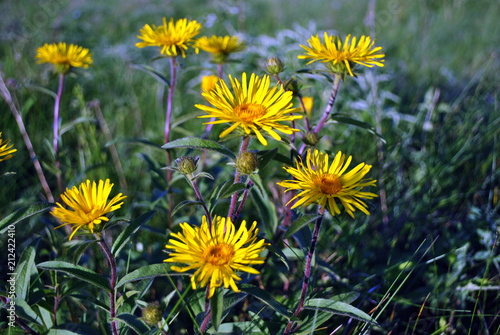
[[232, 178, 252, 222], [284, 208, 325, 334], [97, 235, 119, 335], [189, 173, 212, 230], [299, 74, 341, 155], [227, 136, 251, 226]]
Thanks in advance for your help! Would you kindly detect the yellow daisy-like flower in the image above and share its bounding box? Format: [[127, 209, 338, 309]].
[[302, 96, 314, 117], [0, 132, 17, 162], [36, 42, 93, 73], [195, 35, 245, 63], [51, 179, 127, 240], [196, 72, 302, 146], [298, 33, 384, 77], [201, 74, 219, 92], [136, 17, 201, 57], [165, 215, 267, 298], [277, 149, 377, 218]]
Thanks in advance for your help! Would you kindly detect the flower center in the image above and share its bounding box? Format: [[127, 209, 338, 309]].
[[314, 175, 342, 195], [204, 244, 234, 266], [234, 103, 267, 123]]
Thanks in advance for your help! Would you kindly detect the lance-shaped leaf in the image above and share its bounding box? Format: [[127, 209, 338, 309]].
[[116, 263, 187, 289], [283, 215, 321, 240], [210, 288, 224, 331], [114, 313, 150, 334], [330, 114, 385, 141], [0, 203, 53, 233], [162, 137, 236, 159], [112, 211, 156, 256], [240, 284, 292, 318], [130, 64, 170, 87], [37, 261, 110, 292], [303, 298, 377, 325], [172, 200, 204, 216]]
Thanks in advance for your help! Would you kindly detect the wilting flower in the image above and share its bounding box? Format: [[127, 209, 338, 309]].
[[196, 72, 302, 146], [36, 42, 93, 73], [165, 215, 267, 298], [298, 33, 384, 77], [51, 179, 126, 240], [278, 149, 377, 217], [136, 17, 201, 57], [201, 74, 219, 92], [196, 35, 245, 63], [302, 96, 313, 117], [0, 132, 17, 162]]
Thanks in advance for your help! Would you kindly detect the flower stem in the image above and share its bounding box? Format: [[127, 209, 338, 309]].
[[204, 63, 224, 135], [232, 178, 252, 222], [227, 136, 251, 227], [54, 73, 65, 195], [189, 173, 212, 230], [165, 57, 178, 227], [284, 208, 325, 334], [97, 234, 119, 335], [298, 74, 342, 155], [0, 71, 54, 203]]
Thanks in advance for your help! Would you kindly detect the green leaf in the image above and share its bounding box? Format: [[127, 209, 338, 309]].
[[13, 297, 43, 325], [172, 200, 204, 216], [330, 114, 385, 141], [112, 211, 156, 256], [264, 239, 290, 271], [303, 298, 377, 325], [220, 182, 247, 199], [114, 313, 150, 334], [15, 241, 38, 300], [283, 215, 321, 240], [72, 240, 100, 265], [24, 83, 57, 99], [294, 68, 334, 82], [211, 289, 224, 331], [248, 174, 265, 199], [239, 284, 292, 318], [105, 137, 162, 149], [256, 148, 279, 170], [192, 172, 215, 181], [208, 180, 232, 213], [60, 116, 98, 136], [0, 203, 53, 234], [37, 261, 111, 292], [130, 64, 170, 87], [71, 294, 109, 312], [116, 263, 187, 288], [162, 137, 236, 159], [46, 329, 87, 335]]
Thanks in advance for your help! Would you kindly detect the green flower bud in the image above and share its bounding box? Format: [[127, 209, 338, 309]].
[[235, 151, 258, 175], [142, 302, 162, 325], [265, 57, 284, 75], [175, 156, 198, 174], [303, 131, 320, 146]]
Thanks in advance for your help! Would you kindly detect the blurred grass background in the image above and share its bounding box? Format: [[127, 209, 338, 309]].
[[1, 0, 499, 333]]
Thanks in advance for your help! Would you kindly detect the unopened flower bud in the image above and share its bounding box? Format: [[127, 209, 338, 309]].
[[303, 131, 320, 146], [142, 302, 162, 325], [201, 75, 219, 92], [175, 156, 198, 174], [265, 57, 284, 75], [235, 151, 258, 175]]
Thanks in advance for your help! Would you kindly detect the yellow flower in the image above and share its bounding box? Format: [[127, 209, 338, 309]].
[[201, 74, 219, 92], [277, 149, 377, 218], [136, 17, 201, 57], [196, 72, 302, 146], [0, 132, 17, 162], [298, 33, 384, 77], [302, 96, 313, 117], [195, 35, 245, 63], [36, 42, 93, 73], [51, 179, 126, 240], [165, 215, 267, 298]]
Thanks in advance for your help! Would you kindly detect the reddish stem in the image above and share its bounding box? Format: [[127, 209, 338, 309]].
[[284, 209, 325, 334], [227, 136, 251, 227], [232, 178, 252, 222], [97, 235, 119, 335], [299, 74, 341, 155]]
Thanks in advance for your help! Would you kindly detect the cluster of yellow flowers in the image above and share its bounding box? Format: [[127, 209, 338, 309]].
[[32, 17, 384, 298]]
